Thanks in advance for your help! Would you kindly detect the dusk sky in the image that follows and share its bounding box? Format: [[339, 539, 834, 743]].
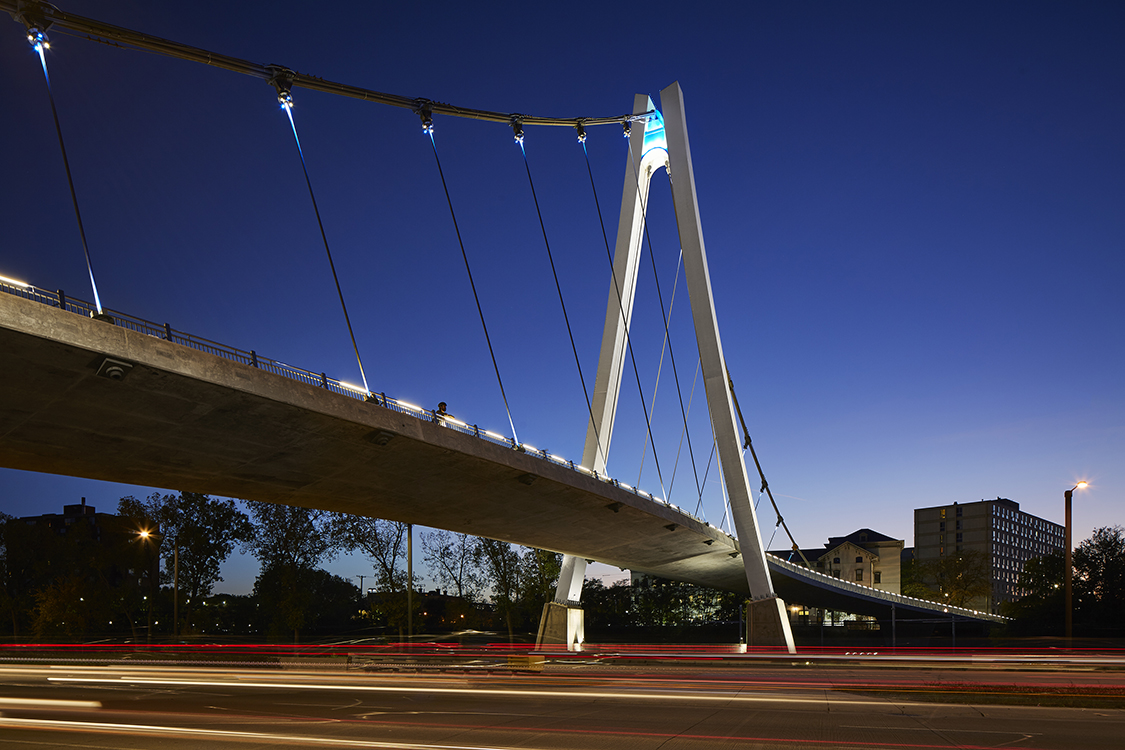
[[2, 1, 1122, 595]]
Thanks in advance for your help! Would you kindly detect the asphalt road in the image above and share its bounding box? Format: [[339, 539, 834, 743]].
[[1, 661, 1122, 749]]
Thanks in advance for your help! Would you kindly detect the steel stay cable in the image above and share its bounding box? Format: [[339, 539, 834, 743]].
[[516, 132, 603, 465], [25, 28, 104, 314], [579, 131, 665, 499], [626, 145, 702, 504], [727, 373, 811, 568], [424, 122, 519, 445], [276, 90, 371, 397]]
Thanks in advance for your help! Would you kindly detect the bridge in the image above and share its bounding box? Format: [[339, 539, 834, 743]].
[[1, 1, 1003, 652], [0, 284, 1002, 632]]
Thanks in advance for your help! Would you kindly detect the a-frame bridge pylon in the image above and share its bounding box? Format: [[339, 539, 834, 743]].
[[541, 82, 796, 653]]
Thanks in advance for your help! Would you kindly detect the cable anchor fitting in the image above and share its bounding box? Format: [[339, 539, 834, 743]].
[[622, 120, 632, 138], [416, 100, 434, 134], [16, 2, 55, 48], [267, 66, 296, 107], [510, 116, 524, 144], [575, 122, 587, 143]]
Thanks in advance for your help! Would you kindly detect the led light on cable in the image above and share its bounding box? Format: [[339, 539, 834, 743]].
[[26, 28, 49, 50]]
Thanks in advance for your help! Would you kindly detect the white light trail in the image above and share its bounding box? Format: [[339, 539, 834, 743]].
[[46, 675, 888, 706]]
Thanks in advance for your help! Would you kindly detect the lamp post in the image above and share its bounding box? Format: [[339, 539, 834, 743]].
[[1064, 481, 1088, 641]]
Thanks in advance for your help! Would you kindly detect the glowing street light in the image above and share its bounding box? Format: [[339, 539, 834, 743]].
[[1064, 481, 1089, 641]]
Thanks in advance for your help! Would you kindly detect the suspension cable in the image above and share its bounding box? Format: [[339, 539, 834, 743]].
[[579, 124, 665, 499], [421, 111, 519, 445], [515, 121, 603, 462], [626, 145, 702, 503], [727, 372, 811, 568], [24, 27, 104, 315], [639, 250, 693, 497], [272, 81, 371, 397]]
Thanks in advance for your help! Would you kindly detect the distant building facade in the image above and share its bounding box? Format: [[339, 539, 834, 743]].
[[914, 498, 1064, 613], [17, 497, 157, 588], [770, 528, 905, 595]]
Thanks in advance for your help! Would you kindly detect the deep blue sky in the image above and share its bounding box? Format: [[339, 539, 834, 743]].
[[2, 1, 1121, 594]]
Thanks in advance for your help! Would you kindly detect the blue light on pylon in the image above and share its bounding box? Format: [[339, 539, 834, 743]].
[[642, 109, 667, 160]]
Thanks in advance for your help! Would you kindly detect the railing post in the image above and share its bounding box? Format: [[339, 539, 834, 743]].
[[320, 373, 328, 388], [250, 350, 258, 368], [164, 323, 173, 341], [57, 289, 66, 312]]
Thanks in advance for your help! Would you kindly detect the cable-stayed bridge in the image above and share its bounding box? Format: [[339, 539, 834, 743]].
[[1, 1, 1003, 652]]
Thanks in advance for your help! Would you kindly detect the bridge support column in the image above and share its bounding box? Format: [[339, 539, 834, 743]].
[[662, 82, 796, 654], [536, 602, 585, 651], [746, 597, 796, 652], [536, 554, 587, 650]]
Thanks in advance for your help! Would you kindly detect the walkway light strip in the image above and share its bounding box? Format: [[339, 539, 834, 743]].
[[3, 282, 714, 534], [0, 274, 29, 288]]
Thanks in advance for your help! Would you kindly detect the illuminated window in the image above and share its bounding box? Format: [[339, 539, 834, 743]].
[[855, 570, 863, 582]]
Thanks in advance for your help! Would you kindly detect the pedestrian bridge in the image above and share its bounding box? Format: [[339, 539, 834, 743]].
[[0, 285, 1002, 624]]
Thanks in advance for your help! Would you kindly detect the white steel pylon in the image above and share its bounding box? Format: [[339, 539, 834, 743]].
[[554, 82, 795, 653]]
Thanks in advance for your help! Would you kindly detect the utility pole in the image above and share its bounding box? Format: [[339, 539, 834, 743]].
[[356, 574, 366, 596]]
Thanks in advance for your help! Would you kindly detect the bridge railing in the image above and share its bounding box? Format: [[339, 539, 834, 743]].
[[766, 553, 1006, 621], [1, 279, 716, 531]]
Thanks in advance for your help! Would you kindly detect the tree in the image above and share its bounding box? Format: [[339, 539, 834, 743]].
[[478, 539, 522, 640], [1002, 551, 1064, 632], [421, 529, 483, 601], [118, 492, 253, 633], [336, 517, 410, 593], [1073, 525, 1125, 634], [519, 547, 562, 623], [245, 501, 341, 642], [254, 567, 360, 639], [907, 550, 992, 608]]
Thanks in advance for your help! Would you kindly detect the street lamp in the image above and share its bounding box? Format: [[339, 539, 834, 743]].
[[1064, 481, 1088, 641]]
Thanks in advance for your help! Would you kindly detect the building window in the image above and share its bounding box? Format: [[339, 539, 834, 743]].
[[956, 520, 962, 530], [939, 521, 945, 531], [874, 571, 881, 584], [833, 571, 840, 578], [856, 556, 863, 563], [956, 507, 963, 517], [833, 557, 840, 564], [855, 570, 863, 582]]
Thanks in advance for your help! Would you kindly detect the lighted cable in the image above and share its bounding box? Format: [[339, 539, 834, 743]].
[[275, 89, 371, 397], [27, 28, 104, 315], [423, 116, 519, 445], [517, 128, 603, 466]]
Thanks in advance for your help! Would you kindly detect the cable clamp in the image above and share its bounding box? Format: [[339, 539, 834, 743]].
[[16, 2, 55, 46], [415, 100, 434, 134], [575, 121, 587, 143], [267, 66, 296, 107], [622, 120, 632, 138], [510, 116, 524, 144]]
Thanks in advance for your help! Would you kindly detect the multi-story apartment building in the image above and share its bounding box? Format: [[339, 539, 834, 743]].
[[914, 498, 1064, 613]]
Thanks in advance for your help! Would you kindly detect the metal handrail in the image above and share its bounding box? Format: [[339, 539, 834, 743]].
[[0, 279, 716, 532], [766, 553, 1007, 621]]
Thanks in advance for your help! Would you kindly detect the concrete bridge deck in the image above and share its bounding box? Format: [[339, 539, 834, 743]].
[[0, 287, 1002, 623]]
